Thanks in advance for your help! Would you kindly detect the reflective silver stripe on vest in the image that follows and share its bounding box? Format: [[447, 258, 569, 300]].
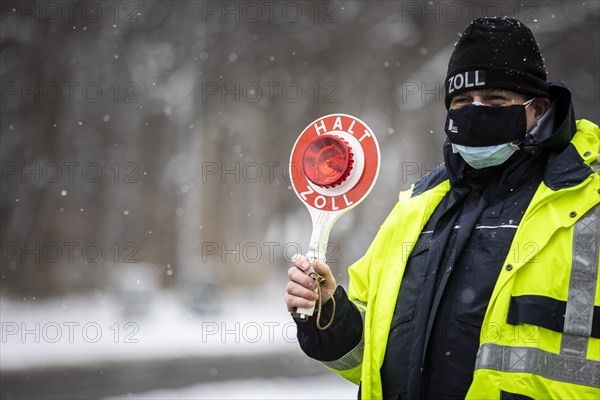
[[475, 344, 600, 388], [321, 300, 366, 371], [561, 203, 600, 356], [475, 202, 600, 387]]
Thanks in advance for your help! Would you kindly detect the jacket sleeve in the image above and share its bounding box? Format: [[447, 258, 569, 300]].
[[295, 285, 363, 362]]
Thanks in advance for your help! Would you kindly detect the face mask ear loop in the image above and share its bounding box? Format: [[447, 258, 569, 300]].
[[521, 98, 537, 151], [523, 97, 536, 109]]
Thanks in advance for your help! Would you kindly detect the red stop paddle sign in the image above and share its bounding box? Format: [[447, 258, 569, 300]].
[[290, 114, 380, 318], [290, 114, 380, 213]]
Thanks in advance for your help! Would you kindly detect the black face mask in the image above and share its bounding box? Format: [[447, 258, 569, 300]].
[[445, 103, 528, 147]]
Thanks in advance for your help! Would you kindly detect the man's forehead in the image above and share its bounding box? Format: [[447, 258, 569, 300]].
[[452, 88, 526, 98]]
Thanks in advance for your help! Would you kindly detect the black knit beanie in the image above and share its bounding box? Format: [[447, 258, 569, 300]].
[[444, 17, 550, 108]]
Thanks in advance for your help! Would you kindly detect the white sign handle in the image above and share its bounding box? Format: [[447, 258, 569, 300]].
[[296, 209, 343, 319]]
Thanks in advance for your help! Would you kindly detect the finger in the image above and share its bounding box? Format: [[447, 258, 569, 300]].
[[288, 266, 317, 289], [285, 293, 315, 310], [285, 294, 316, 310], [287, 281, 319, 301], [291, 254, 310, 272]]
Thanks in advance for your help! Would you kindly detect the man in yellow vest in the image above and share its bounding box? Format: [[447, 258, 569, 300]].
[[285, 16, 600, 399]]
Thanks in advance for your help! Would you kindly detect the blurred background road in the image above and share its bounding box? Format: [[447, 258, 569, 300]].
[[1, 1, 599, 398]]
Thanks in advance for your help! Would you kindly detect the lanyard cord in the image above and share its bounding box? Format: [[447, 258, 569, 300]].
[[311, 272, 336, 331], [294, 272, 336, 330]]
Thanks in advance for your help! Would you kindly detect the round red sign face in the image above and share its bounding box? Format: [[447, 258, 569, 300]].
[[302, 134, 354, 188], [290, 114, 380, 212]]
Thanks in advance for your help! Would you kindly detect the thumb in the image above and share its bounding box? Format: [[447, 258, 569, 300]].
[[311, 260, 336, 290]]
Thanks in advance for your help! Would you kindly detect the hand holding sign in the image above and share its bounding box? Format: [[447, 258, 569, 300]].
[[289, 114, 380, 320]]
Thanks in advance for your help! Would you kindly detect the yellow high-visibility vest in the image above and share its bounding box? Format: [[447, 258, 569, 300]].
[[323, 119, 600, 399]]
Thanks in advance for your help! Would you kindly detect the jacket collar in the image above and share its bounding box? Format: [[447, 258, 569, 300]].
[[523, 81, 577, 152]]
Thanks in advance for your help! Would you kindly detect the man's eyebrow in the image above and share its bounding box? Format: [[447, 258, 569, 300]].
[[485, 89, 507, 95]]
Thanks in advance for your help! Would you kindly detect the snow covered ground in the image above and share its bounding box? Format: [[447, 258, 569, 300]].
[[108, 375, 357, 399], [1, 284, 300, 371], [2, 283, 359, 399]]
